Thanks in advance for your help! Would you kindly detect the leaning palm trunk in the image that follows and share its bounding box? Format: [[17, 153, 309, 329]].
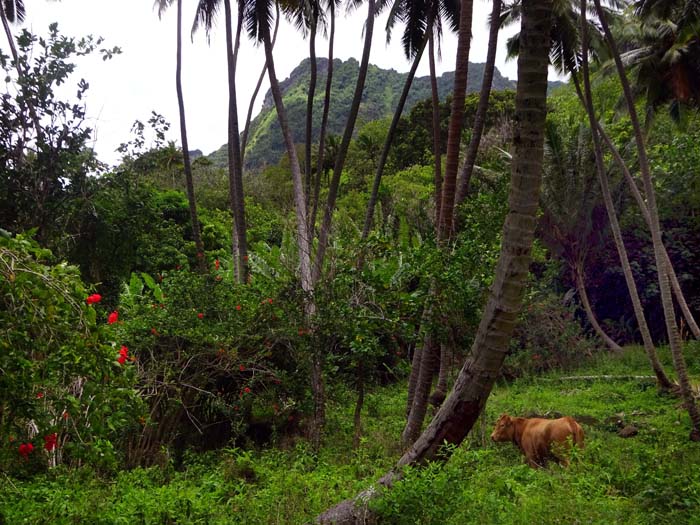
[[318, 0, 553, 519], [313, 0, 375, 282], [577, 18, 672, 389], [437, 0, 474, 241], [361, 34, 428, 241], [595, 124, 700, 339], [310, 1, 336, 237], [453, 0, 502, 217], [175, 0, 205, 271], [593, 0, 700, 439], [224, 0, 249, 282], [575, 263, 622, 352]]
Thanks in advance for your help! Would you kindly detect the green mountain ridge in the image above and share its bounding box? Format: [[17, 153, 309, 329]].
[[206, 57, 533, 170]]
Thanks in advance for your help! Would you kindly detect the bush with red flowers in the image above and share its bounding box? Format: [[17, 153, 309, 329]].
[[0, 235, 142, 475]]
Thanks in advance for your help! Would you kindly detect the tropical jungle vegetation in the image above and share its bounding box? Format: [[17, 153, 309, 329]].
[[1, 0, 699, 522]]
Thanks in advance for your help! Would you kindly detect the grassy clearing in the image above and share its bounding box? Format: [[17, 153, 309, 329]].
[[2, 344, 700, 524]]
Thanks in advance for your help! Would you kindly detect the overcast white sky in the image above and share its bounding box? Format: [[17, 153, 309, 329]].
[[9, 0, 530, 166]]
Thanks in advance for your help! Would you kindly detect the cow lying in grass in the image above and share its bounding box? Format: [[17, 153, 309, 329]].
[[491, 413, 585, 468]]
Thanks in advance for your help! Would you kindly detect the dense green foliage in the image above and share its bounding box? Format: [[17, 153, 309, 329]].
[[3, 346, 700, 523]]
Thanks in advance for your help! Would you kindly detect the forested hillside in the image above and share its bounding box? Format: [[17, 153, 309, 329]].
[[207, 58, 517, 170]]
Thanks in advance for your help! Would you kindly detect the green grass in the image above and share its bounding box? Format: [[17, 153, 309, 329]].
[[3, 344, 700, 524]]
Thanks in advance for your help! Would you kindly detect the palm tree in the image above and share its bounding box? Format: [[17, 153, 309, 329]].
[[318, 0, 554, 518], [436, 0, 474, 241], [503, 0, 678, 383], [593, 0, 700, 439], [156, 0, 206, 271], [310, 0, 341, 236], [453, 0, 502, 213], [313, 0, 377, 282], [193, 0, 249, 282]]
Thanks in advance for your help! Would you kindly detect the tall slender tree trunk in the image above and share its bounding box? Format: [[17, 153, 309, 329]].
[[352, 362, 365, 449], [574, 264, 622, 352], [241, 5, 280, 162], [313, 0, 375, 282], [224, 0, 249, 282], [402, 327, 439, 446], [317, 1, 553, 520], [428, 24, 443, 232], [454, 0, 502, 217], [175, 0, 205, 271], [261, 12, 322, 446], [361, 35, 427, 241], [579, 2, 673, 390], [310, 1, 336, 237], [0, 4, 43, 143], [261, 17, 313, 292], [305, 19, 318, 214], [596, 123, 700, 339], [437, 0, 474, 241], [593, 0, 700, 439]]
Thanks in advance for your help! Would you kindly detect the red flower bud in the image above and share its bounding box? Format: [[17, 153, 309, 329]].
[[36, 392, 44, 399], [236, 305, 241, 311], [239, 364, 246, 372], [107, 311, 119, 324], [244, 387, 251, 394], [197, 313, 204, 319], [215, 259, 220, 270]]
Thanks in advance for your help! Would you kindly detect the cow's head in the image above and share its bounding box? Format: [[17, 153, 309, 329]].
[[491, 414, 515, 442]]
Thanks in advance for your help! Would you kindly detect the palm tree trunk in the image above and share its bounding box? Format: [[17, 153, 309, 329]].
[[437, 0, 474, 241], [402, 331, 438, 446], [454, 0, 502, 217], [261, 16, 313, 292], [361, 35, 427, 241], [224, 0, 249, 282], [318, 1, 553, 519], [305, 19, 318, 214], [241, 4, 280, 163], [428, 25, 443, 233], [313, 0, 375, 282], [596, 123, 700, 339], [0, 4, 43, 143], [175, 0, 205, 271], [574, 263, 622, 352], [579, 1, 673, 390], [593, 0, 700, 439], [310, 1, 335, 238]]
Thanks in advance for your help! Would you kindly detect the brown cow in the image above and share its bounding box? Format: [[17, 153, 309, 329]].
[[491, 413, 585, 468]]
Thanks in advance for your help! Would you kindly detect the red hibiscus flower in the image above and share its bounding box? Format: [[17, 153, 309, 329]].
[[244, 387, 251, 394], [44, 433, 57, 452], [118, 345, 129, 365], [36, 392, 44, 399], [197, 313, 204, 319], [86, 294, 102, 305], [18, 443, 34, 459], [107, 311, 119, 324]]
